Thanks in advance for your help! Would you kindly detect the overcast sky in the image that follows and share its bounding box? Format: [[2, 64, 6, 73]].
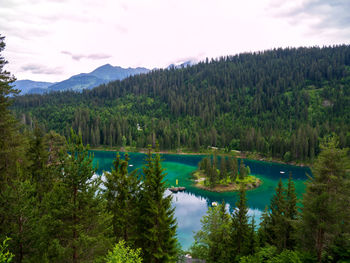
[[1, 0, 350, 82]]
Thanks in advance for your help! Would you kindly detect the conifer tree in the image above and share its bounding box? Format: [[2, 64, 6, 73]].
[[230, 185, 251, 259], [138, 148, 177, 263], [220, 157, 227, 180], [0, 35, 30, 261], [299, 137, 350, 262], [28, 125, 49, 200], [239, 160, 248, 180], [104, 153, 140, 246], [191, 203, 231, 263], [257, 206, 271, 247], [38, 130, 111, 262], [269, 179, 286, 251], [285, 174, 297, 250]]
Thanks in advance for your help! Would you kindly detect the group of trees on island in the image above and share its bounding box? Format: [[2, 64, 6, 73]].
[[12, 45, 350, 162], [198, 155, 250, 188], [191, 138, 350, 262]]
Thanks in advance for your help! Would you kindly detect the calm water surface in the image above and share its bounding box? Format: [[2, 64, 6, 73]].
[[91, 151, 310, 250]]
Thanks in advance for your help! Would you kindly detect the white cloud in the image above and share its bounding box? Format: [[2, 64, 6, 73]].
[[1, 0, 349, 82]]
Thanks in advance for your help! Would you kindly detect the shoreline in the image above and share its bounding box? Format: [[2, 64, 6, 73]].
[[89, 147, 311, 168], [191, 170, 262, 192], [194, 178, 262, 193]]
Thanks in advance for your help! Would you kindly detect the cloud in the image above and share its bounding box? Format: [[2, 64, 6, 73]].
[[61, 50, 111, 61], [21, 64, 63, 75], [270, 0, 350, 33]]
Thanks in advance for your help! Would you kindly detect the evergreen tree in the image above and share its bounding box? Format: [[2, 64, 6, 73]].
[[230, 185, 251, 260], [104, 153, 140, 246], [257, 206, 270, 247], [228, 156, 238, 182], [0, 35, 30, 262], [38, 130, 111, 262], [27, 125, 49, 200], [299, 137, 350, 262], [269, 179, 287, 252], [220, 157, 227, 180], [239, 160, 248, 180], [138, 148, 177, 263], [285, 174, 297, 250], [191, 203, 231, 263]]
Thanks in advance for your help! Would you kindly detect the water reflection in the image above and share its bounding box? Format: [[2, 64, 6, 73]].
[[91, 150, 310, 250]]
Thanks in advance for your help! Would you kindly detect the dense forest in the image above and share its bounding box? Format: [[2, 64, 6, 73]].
[[12, 45, 350, 162], [2, 35, 350, 262]]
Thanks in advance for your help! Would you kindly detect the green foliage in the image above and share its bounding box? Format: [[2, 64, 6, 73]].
[[138, 148, 178, 263], [191, 203, 231, 263], [230, 186, 254, 259], [12, 46, 350, 162], [0, 238, 14, 263], [37, 129, 112, 262], [239, 246, 302, 263], [299, 136, 350, 262], [104, 153, 140, 246], [105, 240, 142, 263]]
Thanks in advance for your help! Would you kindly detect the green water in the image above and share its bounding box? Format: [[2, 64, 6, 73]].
[[91, 151, 311, 250]]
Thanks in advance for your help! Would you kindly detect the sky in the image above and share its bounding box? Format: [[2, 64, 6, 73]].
[[1, 0, 350, 82]]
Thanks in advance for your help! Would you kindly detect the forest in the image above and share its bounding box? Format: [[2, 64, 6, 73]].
[[12, 45, 350, 162], [1, 34, 350, 262]]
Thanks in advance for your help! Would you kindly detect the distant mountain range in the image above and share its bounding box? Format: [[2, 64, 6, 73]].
[[13, 64, 150, 95]]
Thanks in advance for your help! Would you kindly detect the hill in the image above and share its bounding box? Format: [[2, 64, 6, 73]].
[[13, 64, 150, 94], [12, 46, 350, 162]]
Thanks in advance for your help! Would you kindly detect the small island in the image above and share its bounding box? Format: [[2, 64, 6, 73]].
[[192, 155, 262, 192]]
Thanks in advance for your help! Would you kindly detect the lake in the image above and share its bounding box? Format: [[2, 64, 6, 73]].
[[91, 150, 311, 250]]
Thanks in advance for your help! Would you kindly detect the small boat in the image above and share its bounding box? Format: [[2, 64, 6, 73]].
[[212, 202, 218, 207], [280, 171, 285, 174], [129, 164, 133, 167]]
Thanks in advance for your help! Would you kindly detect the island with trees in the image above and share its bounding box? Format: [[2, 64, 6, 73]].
[[192, 155, 262, 192]]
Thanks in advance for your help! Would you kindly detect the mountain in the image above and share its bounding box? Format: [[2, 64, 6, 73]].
[[48, 64, 150, 92], [12, 80, 54, 95], [13, 45, 350, 162], [167, 60, 196, 69], [89, 64, 150, 81], [14, 64, 150, 94]]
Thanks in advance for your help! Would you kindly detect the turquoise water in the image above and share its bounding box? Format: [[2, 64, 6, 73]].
[[91, 151, 310, 250]]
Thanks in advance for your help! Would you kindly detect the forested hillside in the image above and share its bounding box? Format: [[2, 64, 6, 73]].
[[13, 45, 350, 161]]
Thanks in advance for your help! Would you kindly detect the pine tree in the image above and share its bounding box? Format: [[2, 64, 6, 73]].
[[27, 125, 49, 200], [220, 157, 227, 180], [269, 179, 287, 251], [239, 160, 247, 180], [285, 173, 297, 250], [299, 137, 350, 262], [230, 185, 251, 259], [104, 153, 140, 246], [257, 206, 271, 247], [191, 203, 231, 263], [38, 130, 111, 262], [138, 148, 177, 263], [0, 35, 30, 261]]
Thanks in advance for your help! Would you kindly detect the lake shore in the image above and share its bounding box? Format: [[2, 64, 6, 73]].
[[89, 147, 311, 167], [191, 170, 262, 193]]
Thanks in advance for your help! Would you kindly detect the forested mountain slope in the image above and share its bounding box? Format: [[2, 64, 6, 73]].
[[12, 46, 350, 161]]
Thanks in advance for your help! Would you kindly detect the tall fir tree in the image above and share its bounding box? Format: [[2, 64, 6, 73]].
[[104, 153, 140, 246], [191, 203, 231, 263], [285, 174, 298, 250], [138, 148, 177, 263], [230, 185, 251, 260], [299, 137, 350, 262], [269, 179, 287, 252], [38, 130, 111, 262]]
